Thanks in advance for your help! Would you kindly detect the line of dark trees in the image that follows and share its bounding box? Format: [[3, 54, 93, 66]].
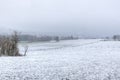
[[104, 35, 120, 41], [18, 35, 79, 42], [112, 35, 120, 41]]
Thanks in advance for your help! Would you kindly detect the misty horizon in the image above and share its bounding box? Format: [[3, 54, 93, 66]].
[[0, 0, 120, 37]]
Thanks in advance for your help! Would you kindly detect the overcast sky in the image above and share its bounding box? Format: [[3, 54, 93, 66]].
[[0, 0, 120, 37]]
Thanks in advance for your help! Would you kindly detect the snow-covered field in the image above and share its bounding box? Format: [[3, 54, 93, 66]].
[[1, 39, 120, 80]]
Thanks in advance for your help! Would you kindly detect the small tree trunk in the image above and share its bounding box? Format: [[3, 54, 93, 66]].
[[24, 46, 28, 56]]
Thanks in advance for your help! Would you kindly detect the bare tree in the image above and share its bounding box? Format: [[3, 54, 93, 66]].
[[54, 36, 60, 42], [24, 45, 28, 56]]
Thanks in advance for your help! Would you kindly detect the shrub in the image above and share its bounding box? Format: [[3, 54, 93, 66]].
[[0, 31, 21, 56]]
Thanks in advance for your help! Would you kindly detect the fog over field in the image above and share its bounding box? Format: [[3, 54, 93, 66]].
[[0, 0, 120, 37], [1, 0, 120, 80]]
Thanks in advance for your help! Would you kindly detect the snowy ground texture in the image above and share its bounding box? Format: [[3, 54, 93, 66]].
[[1, 39, 120, 80]]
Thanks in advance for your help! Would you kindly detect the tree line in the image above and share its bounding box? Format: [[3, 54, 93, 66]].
[[18, 35, 79, 42]]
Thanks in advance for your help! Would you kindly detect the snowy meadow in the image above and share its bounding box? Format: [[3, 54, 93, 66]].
[[0, 39, 120, 80]]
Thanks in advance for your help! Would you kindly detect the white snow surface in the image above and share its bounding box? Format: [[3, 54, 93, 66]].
[[1, 39, 120, 80]]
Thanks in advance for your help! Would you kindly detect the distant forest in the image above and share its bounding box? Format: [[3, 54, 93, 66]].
[[18, 34, 79, 42]]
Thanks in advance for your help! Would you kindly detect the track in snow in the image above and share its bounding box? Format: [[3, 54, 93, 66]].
[[28, 40, 101, 51]]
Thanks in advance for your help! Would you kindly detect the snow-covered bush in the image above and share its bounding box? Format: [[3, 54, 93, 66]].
[[0, 31, 21, 56]]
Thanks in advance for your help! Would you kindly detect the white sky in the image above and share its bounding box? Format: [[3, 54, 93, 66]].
[[0, 0, 120, 37]]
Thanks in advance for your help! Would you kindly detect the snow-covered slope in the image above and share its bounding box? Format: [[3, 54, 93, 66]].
[[1, 39, 120, 80]]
